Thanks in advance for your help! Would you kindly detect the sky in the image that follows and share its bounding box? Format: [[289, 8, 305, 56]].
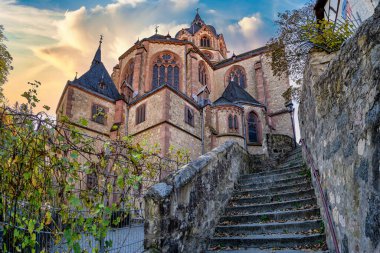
[[0, 0, 309, 113]]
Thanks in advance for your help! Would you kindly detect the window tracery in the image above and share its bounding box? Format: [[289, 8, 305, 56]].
[[152, 53, 180, 90]]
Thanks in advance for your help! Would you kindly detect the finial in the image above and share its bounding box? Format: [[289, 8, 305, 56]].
[[155, 25, 159, 34], [75, 72, 78, 80], [99, 34, 103, 45], [196, 8, 199, 14]]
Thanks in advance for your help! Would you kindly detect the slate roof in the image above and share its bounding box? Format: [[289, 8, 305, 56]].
[[69, 44, 121, 101], [146, 33, 184, 43], [214, 46, 268, 69], [213, 81, 263, 107]]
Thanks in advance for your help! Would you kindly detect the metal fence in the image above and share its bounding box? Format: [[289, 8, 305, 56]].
[[0, 209, 145, 253]]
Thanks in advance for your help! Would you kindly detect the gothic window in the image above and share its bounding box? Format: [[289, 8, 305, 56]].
[[91, 104, 106, 125], [151, 52, 180, 90], [123, 60, 134, 86], [227, 66, 247, 88], [136, 104, 146, 125], [228, 114, 233, 130], [87, 172, 98, 190], [185, 106, 194, 127], [201, 36, 211, 47], [234, 115, 238, 130], [198, 61, 208, 86], [248, 112, 259, 143]]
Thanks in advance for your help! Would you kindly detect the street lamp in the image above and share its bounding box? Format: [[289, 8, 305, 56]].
[[286, 101, 297, 148]]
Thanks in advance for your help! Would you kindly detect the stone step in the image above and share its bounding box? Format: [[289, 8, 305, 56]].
[[209, 233, 326, 249], [214, 219, 323, 236], [230, 189, 316, 206], [242, 166, 304, 178], [226, 197, 317, 215], [219, 208, 320, 224], [277, 162, 304, 170], [207, 249, 328, 253], [234, 182, 312, 197], [237, 176, 310, 190], [238, 170, 306, 184]]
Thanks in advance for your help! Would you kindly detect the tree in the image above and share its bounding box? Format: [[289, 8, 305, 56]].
[[267, 2, 353, 87], [0, 25, 13, 99], [0, 81, 189, 252]]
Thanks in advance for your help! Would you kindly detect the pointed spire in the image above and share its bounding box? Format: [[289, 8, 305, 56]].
[[192, 8, 205, 26], [92, 35, 103, 66]]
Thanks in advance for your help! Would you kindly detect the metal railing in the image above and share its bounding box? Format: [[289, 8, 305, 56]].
[[0, 208, 144, 253], [300, 139, 340, 253]]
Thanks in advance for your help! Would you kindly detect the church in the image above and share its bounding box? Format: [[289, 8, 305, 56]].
[[56, 11, 293, 160]]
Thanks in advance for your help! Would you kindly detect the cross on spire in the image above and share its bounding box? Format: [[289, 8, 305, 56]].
[[99, 35, 103, 45], [155, 25, 159, 34], [196, 7, 199, 14]]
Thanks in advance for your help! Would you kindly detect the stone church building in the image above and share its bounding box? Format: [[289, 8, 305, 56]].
[[56, 12, 293, 159]]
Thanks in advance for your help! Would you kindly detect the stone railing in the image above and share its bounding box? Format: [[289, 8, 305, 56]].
[[144, 141, 251, 252]]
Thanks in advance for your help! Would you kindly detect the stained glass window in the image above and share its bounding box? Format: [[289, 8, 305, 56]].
[[151, 53, 180, 90]]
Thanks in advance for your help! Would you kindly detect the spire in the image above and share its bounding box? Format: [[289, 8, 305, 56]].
[[92, 35, 103, 66], [192, 8, 205, 26]]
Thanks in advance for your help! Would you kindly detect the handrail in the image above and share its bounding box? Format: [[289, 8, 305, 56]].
[[300, 139, 340, 253]]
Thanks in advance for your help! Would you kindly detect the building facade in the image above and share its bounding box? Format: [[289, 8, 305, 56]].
[[56, 12, 293, 160]]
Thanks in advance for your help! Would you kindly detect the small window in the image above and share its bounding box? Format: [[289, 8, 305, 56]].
[[234, 115, 238, 130], [91, 104, 106, 125], [228, 115, 233, 130], [185, 106, 194, 127], [87, 172, 98, 190], [99, 81, 106, 90], [136, 104, 146, 125]]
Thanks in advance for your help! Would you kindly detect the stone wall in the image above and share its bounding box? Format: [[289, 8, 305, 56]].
[[299, 5, 380, 253], [144, 141, 252, 252], [266, 134, 294, 161]]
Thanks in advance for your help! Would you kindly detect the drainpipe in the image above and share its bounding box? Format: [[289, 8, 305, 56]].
[[242, 109, 247, 150], [125, 104, 129, 136], [201, 107, 205, 154]]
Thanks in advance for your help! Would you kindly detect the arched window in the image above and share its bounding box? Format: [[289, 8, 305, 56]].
[[152, 53, 180, 90], [198, 61, 208, 86], [234, 115, 238, 130], [248, 112, 259, 143], [227, 66, 246, 88], [123, 60, 134, 86], [228, 114, 233, 130], [201, 36, 211, 47]]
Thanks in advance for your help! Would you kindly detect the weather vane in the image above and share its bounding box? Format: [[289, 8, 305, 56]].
[[155, 25, 159, 34]]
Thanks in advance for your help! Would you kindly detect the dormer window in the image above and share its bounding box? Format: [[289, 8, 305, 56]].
[[99, 81, 106, 90], [201, 36, 211, 47]]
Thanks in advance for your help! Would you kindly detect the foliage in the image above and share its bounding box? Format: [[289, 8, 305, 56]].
[[267, 2, 353, 83], [282, 86, 301, 103], [0, 25, 13, 99], [301, 19, 353, 52], [0, 82, 189, 252]]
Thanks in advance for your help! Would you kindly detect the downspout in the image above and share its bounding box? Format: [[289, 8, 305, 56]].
[[201, 107, 205, 154], [242, 108, 247, 150], [125, 104, 129, 136]]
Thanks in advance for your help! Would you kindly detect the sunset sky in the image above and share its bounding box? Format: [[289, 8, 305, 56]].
[[1, 0, 308, 112]]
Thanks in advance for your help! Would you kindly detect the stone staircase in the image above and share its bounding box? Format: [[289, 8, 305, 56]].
[[208, 147, 328, 252]]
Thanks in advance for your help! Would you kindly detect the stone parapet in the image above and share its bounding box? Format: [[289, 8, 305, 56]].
[[144, 141, 252, 252]]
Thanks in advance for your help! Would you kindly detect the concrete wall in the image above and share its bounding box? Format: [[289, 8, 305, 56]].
[[299, 6, 380, 253], [144, 141, 251, 252]]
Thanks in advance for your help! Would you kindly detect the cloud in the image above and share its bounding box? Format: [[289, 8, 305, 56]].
[[168, 0, 199, 10], [224, 13, 268, 55]]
